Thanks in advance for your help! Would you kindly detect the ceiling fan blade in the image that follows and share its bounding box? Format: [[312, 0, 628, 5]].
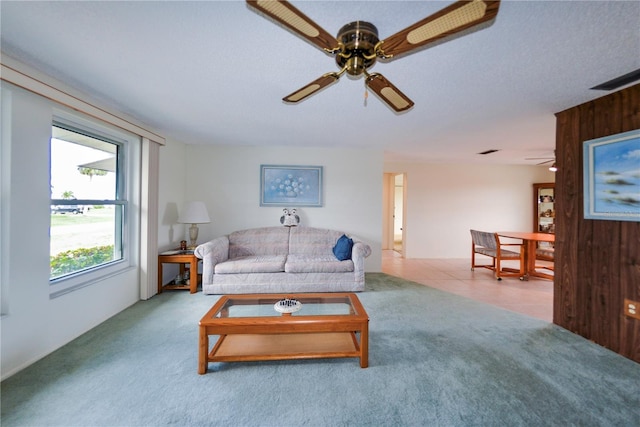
[[283, 73, 340, 103], [365, 73, 414, 112], [377, 0, 501, 58], [246, 0, 340, 53]]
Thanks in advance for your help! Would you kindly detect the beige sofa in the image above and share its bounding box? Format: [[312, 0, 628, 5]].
[[194, 226, 371, 295]]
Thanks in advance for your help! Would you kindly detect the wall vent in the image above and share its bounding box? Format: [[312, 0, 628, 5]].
[[477, 149, 500, 155]]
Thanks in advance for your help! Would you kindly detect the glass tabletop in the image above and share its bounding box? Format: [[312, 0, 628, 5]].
[[214, 294, 360, 318]]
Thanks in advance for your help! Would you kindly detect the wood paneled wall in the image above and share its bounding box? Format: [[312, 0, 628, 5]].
[[554, 83, 640, 363]]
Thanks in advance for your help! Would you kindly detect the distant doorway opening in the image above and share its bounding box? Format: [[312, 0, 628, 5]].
[[383, 173, 406, 257]]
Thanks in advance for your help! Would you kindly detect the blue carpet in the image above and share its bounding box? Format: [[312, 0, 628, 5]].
[[2, 273, 639, 426]]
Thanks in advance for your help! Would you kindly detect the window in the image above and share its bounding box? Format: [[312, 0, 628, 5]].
[[49, 119, 137, 292]]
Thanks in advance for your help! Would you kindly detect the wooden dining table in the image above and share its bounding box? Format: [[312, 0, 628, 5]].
[[497, 231, 555, 280]]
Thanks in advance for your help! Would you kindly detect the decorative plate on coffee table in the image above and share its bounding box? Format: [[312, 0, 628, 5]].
[[274, 298, 302, 314]]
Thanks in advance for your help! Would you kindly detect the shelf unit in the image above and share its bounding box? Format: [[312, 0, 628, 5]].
[[534, 183, 555, 234], [534, 183, 555, 261]]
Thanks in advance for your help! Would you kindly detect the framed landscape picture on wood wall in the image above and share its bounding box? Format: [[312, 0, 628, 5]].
[[260, 165, 323, 207], [583, 129, 640, 221]]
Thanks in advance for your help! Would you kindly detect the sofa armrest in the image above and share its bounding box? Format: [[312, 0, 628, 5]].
[[194, 236, 230, 284], [351, 240, 371, 276]]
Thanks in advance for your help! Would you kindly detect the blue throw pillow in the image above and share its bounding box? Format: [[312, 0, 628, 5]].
[[333, 234, 354, 261]]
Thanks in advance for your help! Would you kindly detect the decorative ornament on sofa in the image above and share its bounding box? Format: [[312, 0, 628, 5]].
[[280, 208, 300, 227], [261, 165, 323, 207]]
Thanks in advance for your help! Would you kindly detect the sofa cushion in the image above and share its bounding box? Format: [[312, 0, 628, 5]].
[[289, 227, 344, 257], [285, 254, 354, 273], [215, 255, 286, 274], [228, 227, 290, 259], [333, 234, 354, 261]]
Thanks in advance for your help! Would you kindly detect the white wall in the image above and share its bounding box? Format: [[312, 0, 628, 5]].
[[384, 162, 555, 258], [159, 145, 385, 272], [156, 138, 188, 285], [0, 65, 554, 380], [0, 83, 141, 380], [157, 138, 187, 251]]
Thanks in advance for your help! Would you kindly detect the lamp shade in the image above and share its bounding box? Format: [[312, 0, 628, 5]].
[[178, 201, 210, 224]]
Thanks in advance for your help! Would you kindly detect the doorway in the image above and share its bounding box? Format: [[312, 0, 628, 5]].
[[383, 173, 406, 257]]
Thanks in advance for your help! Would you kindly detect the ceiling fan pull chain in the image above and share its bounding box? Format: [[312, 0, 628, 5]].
[[364, 87, 369, 107]]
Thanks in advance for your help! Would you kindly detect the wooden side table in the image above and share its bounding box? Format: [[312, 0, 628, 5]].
[[158, 250, 201, 294]]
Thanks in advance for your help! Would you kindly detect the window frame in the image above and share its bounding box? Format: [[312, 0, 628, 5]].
[[49, 111, 141, 297]]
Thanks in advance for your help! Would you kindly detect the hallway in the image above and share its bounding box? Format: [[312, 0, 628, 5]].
[[382, 250, 554, 322]]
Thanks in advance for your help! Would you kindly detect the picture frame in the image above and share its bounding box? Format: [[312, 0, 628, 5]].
[[583, 129, 640, 221], [260, 165, 323, 207]]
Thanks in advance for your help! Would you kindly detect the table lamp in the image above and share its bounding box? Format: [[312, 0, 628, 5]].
[[178, 201, 210, 249]]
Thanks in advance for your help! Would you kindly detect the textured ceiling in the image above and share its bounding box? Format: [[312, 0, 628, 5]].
[[1, 1, 639, 165]]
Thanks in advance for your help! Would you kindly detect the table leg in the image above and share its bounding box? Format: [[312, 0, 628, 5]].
[[525, 240, 537, 276], [360, 322, 369, 368], [157, 259, 163, 294], [190, 258, 198, 294], [525, 239, 554, 280], [198, 327, 208, 375]]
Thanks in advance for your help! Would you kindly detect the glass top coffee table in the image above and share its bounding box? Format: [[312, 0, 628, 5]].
[[198, 293, 369, 374]]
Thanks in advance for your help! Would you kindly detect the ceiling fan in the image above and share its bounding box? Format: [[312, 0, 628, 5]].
[[526, 151, 557, 171], [246, 0, 501, 112], [526, 157, 555, 165], [526, 150, 556, 165]]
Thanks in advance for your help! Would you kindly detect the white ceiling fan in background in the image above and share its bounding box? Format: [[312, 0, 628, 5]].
[[526, 150, 557, 171]]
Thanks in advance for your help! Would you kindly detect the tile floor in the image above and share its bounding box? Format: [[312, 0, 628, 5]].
[[382, 250, 554, 322]]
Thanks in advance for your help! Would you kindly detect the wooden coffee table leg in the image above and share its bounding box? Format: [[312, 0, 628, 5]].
[[360, 323, 369, 368], [198, 327, 208, 374]]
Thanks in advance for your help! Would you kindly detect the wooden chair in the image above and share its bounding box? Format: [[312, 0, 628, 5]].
[[470, 230, 525, 280], [536, 245, 555, 272]]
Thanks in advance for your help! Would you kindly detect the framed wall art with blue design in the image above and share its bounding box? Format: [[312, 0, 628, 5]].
[[260, 165, 323, 207], [583, 129, 640, 221]]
